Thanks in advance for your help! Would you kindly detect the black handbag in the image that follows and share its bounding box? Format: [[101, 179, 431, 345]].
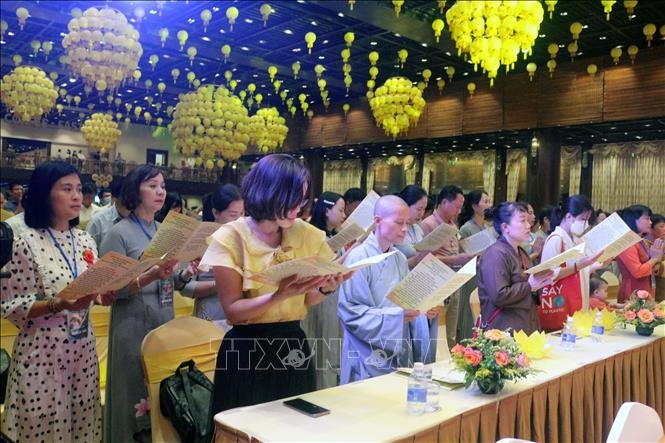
[[159, 359, 214, 443], [0, 348, 9, 405]]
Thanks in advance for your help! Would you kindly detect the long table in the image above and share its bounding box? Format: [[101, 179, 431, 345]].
[[214, 328, 665, 443]]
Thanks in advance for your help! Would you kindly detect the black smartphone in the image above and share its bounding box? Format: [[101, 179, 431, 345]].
[[283, 398, 331, 418]]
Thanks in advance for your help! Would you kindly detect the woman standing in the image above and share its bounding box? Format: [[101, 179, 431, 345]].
[[648, 214, 665, 302], [1, 161, 113, 442], [458, 189, 492, 239], [395, 185, 431, 269], [616, 205, 664, 302], [100, 165, 178, 442], [199, 154, 348, 412], [180, 184, 244, 324], [477, 202, 554, 334]]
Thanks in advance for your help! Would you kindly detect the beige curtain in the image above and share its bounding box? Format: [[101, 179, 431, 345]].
[[561, 146, 582, 195], [367, 155, 418, 191], [481, 150, 496, 203], [423, 150, 496, 198], [322, 159, 362, 195], [506, 149, 526, 201], [591, 141, 665, 213]]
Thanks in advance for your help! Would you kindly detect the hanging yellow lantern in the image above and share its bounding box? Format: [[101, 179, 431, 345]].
[[159, 28, 169, 47], [229, 79, 238, 92], [437, 0, 446, 13], [643, 23, 656, 46], [344, 74, 352, 93], [95, 79, 107, 96], [187, 46, 197, 65], [171, 68, 180, 84], [186, 71, 196, 87], [314, 64, 325, 79], [627, 45, 638, 64], [144, 79, 153, 90], [436, 78, 445, 94], [280, 90, 287, 102], [623, 0, 638, 15], [84, 85, 93, 96], [30, 40, 41, 55], [341, 48, 351, 63], [526, 62, 537, 81], [260, 4, 272, 26], [349, 0, 356, 10], [417, 81, 426, 92], [306, 110, 314, 120], [157, 82, 166, 96], [255, 93, 263, 107], [144, 111, 152, 125], [42, 41, 53, 59], [1, 66, 58, 121], [273, 80, 282, 93], [74, 95, 81, 107], [56, 104, 64, 115], [221, 45, 231, 62], [0, 20, 8, 37], [298, 93, 306, 103], [66, 94, 73, 105], [289, 106, 297, 117], [133, 70, 142, 84], [224, 70, 233, 84], [344, 32, 355, 48], [547, 43, 559, 59], [567, 42, 578, 61], [317, 79, 327, 91], [248, 83, 256, 96], [544, 0, 557, 19], [370, 76, 426, 139], [192, 79, 201, 88], [177, 30, 188, 51], [422, 69, 432, 84], [134, 7, 145, 23], [610, 46, 622, 64], [59, 88, 67, 99], [239, 90, 247, 102], [546, 59, 557, 77], [586, 64, 597, 76], [49, 71, 58, 82], [342, 103, 350, 118], [369, 66, 379, 80], [446, 66, 455, 81], [292, 61, 301, 79], [80, 113, 122, 152], [12, 54, 22, 66], [398, 49, 408, 68], [16, 7, 29, 31], [149, 54, 159, 71], [305, 32, 317, 54], [392, 0, 405, 17], [369, 51, 379, 66], [601, 0, 616, 20], [248, 107, 289, 152], [226, 6, 239, 31], [114, 97, 121, 108], [200, 9, 212, 32], [570, 22, 583, 41], [343, 63, 352, 75], [432, 19, 444, 43], [268, 65, 278, 82], [467, 82, 476, 96]]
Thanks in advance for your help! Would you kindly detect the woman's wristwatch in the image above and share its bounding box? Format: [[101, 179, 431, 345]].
[[318, 287, 335, 296], [177, 270, 193, 284]]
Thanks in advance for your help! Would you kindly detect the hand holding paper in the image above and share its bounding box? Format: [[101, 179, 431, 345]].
[[414, 222, 459, 252], [581, 212, 643, 263], [341, 191, 380, 231], [526, 243, 586, 274]]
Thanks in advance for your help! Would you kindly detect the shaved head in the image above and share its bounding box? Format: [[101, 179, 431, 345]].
[[374, 195, 408, 217]]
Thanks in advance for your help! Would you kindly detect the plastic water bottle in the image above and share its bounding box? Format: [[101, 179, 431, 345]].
[[406, 362, 427, 415], [561, 316, 577, 351], [591, 311, 605, 343]]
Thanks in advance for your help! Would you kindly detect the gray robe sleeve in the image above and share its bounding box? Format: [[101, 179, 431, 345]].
[[99, 227, 132, 300]]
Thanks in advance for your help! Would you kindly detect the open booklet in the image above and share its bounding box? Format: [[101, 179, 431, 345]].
[[387, 254, 476, 311], [459, 229, 497, 256], [341, 190, 380, 231], [58, 251, 161, 301], [414, 222, 459, 252], [581, 212, 643, 263], [525, 243, 586, 275], [141, 210, 221, 263], [326, 223, 373, 252], [249, 250, 396, 287]]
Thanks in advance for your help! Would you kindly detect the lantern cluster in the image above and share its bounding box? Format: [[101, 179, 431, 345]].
[[62, 7, 143, 93], [248, 107, 289, 153], [446, 1, 544, 86], [80, 113, 122, 153], [1, 66, 58, 122], [171, 85, 251, 161], [369, 77, 426, 139]]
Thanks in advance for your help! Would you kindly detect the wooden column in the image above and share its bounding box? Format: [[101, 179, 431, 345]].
[[526, 128, 561, 210], [579, 143, 594, 199], [360, 154, 369, 193], [303, 151, 324, 198], [494, 147, 507, 204]]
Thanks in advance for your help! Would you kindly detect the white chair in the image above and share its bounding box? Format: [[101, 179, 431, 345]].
[[496, 438, 536, 443], [469, 288, 481, 324], [606, 402, 665, 443]]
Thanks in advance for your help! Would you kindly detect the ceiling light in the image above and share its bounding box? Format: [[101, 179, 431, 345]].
[[302, 85, 307, 88], [445, 51, 451, 56], [370, 41, 378, 46], [322, 39, 329, 44], [252, 74, 258, 78], [149, 9, 157, 15], [539, 34, 546, 38], [201, 36, 211, 42], [292, 47, 301, 52], [259, 39, 266, 44], [244, 18, 253, 23], [463, 72, 469, 76], [241, 46, 250, 51], [318, 55, 325, 59], [69, 78, 76, 83], [187, 18, 195, 24], [219, 29, 225, 34], [126, 89, 133, 93], [311, 21, 318, 26], [163, 54, 170, 59], [558, 44, 565, 48], [559, 11, 568, 16], [421, 58, 428, 62], [583, 25, 589, 29], [393, 64, 400, 68], [338, 12, 345, 17], [7, 32, 14, 37], [60, 82, 68, 87], [421, 43, 428, 47], [394, 33, 401, 37], [284, 29, 293, 34], [635, 135, 642, 139], [599, 36, 607, 40]]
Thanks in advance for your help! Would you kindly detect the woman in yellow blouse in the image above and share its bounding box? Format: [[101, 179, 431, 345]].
[[200, 154, 348, 413]]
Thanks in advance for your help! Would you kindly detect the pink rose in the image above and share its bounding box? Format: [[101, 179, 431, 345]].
[[494, 350, 510, 367], [517, 353, 530, 368], [636, 290, 650, 300], [464, 349, 483, 366], [624, 310, 637, 321], [451, 344, 465, 356]]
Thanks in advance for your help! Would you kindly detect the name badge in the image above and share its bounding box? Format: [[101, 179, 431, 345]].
[[66, 309, 90, 340], [159, 279, 174, 307]]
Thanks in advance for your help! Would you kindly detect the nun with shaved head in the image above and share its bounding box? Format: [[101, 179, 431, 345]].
[[338, 195, 437, 384]]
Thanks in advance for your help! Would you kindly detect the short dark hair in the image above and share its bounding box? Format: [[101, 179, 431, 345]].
[[458, 189, 487, 227], [488, 201, 528, 235], [310, 191, 343, 233], [120, 164, 162, 211], [620, 204, 652, 233], [652, 214, 665, 227], [550, 195, 594, 229], [437, 185, 464, 206], [82, 182, 96, 196], [24, 161, 80, 229], [343, 187, 365, 204], [8, 181, 23, 191], [397, 185, 427, 207], [202, 184, 243, 222], [110, 179, 123, 197], [538, 205, 555, 226], [242, 154, 310, 222], [590, 275, 608, 295], [156, 192, 183, 222]]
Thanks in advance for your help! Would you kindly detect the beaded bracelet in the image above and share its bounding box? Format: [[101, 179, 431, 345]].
[[47, 297, 60, 314]]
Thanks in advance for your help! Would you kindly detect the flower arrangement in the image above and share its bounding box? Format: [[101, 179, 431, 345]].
[[451, 329, 536, 394], [83, 248, 95, 266], [619, 290, 665, 336]]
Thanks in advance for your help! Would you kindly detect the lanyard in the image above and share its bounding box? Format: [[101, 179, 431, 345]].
[[129, 213, 157, 241], [46, 228, 78, 279]]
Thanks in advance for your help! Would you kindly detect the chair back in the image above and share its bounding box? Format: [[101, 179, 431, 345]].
[[436, 309, 450, 361], [606, 402, 664, 443], [141, 316, 224, 443]]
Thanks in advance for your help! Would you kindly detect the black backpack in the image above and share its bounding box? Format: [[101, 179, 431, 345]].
[[159, 359, 214, 443]]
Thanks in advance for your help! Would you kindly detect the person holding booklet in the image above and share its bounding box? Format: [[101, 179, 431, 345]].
[[180, 184, 244, 324], [0, 161, 114, 442], [199, 154, 348, 413], [99, 164, 181, 442], [394, 185, 431, 270], [616, 205, 664, 302], [338, 195, 438, 383], [477, 202, 555, 334]]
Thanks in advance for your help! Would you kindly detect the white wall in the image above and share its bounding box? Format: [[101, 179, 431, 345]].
[[0, 119, 184, 165]]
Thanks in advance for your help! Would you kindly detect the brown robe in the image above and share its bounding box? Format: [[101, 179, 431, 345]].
[[477, 236, 540, 334]]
